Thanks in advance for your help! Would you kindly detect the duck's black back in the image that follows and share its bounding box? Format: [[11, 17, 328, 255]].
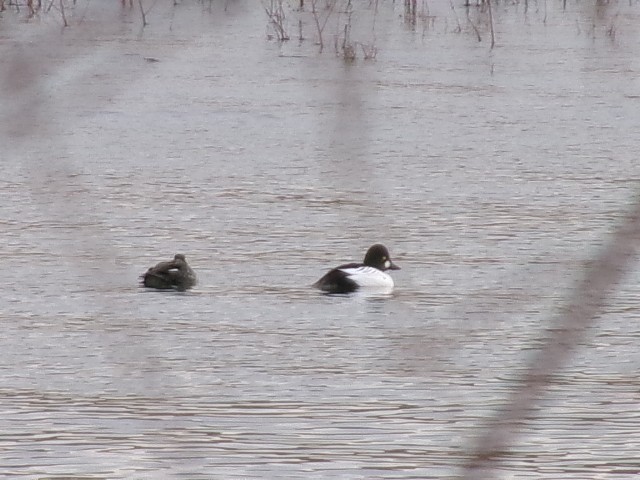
[[313, 263, 361, 294]]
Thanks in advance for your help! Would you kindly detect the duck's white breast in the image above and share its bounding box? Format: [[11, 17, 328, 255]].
[[340, 266, 395, 288]]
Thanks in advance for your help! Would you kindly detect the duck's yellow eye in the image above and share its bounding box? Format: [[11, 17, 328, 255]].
[[382, 256, 387, 261]]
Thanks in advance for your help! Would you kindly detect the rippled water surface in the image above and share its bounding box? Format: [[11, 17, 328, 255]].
[[2, 1, 640, 478]]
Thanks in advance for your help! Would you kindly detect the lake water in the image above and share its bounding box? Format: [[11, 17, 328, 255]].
[[2, 1, 640, 478]]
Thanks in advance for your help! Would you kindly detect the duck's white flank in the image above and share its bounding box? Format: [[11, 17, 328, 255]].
[[339, 266, 395, 288]]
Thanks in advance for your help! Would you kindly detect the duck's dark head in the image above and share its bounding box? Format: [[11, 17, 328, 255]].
[[363, 244, 400, 271]]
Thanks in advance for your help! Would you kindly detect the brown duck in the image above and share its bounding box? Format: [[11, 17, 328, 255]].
[[141, 254, 197, 291]]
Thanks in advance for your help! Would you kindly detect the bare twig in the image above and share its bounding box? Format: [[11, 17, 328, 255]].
[[487, 0, 495, 48], [467, 14, 482, 42], [358, 41, 377, 60], [449, 0, 462, 33], [311, 0, 337, 53], [263, 0, 290, 41], [404, 0, 417, 26], [311, 0, 324, 51], [138, 0, 147, 27], [462, 195, 640, 477], [59, 0, 68, 26], [340, 0, 356, 61]]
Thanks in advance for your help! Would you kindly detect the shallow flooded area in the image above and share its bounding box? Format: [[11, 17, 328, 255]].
[[2, 1, 640, 478]]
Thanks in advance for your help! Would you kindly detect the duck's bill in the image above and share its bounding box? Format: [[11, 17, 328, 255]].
[[389, 261, 400, 270]]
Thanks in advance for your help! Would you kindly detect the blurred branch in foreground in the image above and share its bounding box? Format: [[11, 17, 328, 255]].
[[462, 192, 640, 477]]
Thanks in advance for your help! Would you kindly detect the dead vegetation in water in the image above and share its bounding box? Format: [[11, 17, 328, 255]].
[[262, 0, 380, 62], [0, 0, 73, 25], [260, 0, 634, 60], [264, 0, 290, 41], [1, 0, 632, 49], [260, 0, 498, 60]]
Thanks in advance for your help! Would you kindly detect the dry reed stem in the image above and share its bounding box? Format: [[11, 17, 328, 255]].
[[487, 0, 495, 48], [138, 0, 147, 27]]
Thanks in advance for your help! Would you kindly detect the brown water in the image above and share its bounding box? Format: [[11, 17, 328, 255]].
[[2, 1, 640, 478]]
